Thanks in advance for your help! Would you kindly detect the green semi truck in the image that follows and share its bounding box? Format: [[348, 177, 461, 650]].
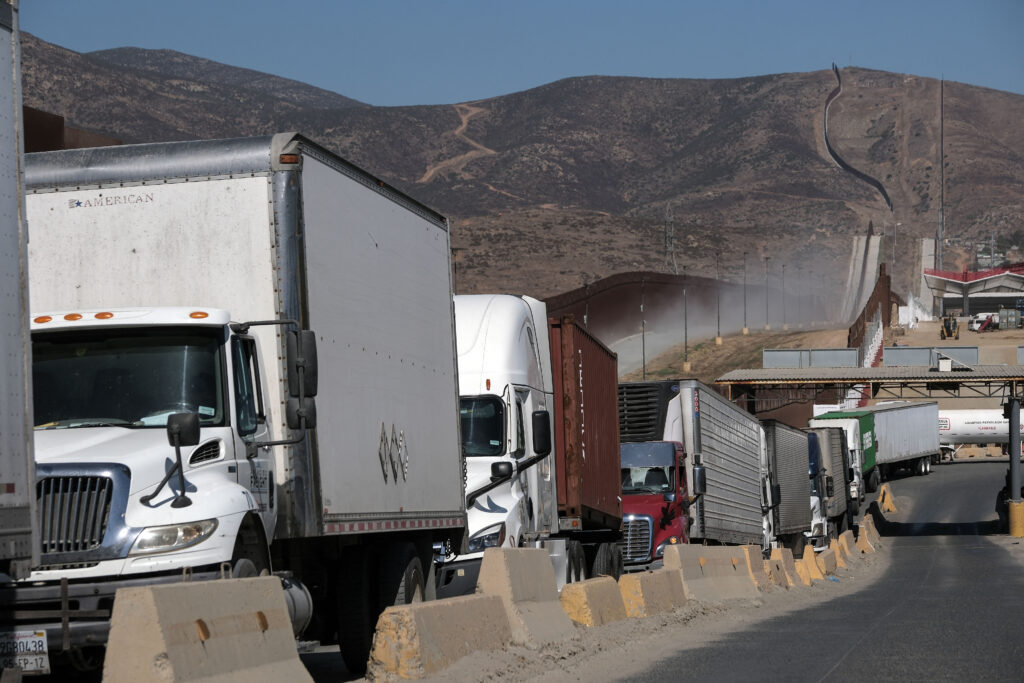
[[809, 402, 940, 508]]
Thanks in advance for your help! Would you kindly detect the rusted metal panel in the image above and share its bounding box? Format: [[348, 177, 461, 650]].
[[549, 316, 622, 529]]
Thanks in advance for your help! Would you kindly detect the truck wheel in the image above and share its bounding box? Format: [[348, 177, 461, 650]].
[[867, 469, 880, 493], [850, 497, 860, 516], [566, 540, 586, 583], [589, 542, 615, 577], [336, 552, 375, 676], [380, 543, 425, 607], [916, 457, 927, 476], [612, 545, 624, 580]]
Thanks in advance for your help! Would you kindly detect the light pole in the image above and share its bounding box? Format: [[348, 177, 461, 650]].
[[893, 222, 901, 273], [715, 250, 722, 346], [682, 266, 690, 372], [742, 251, 749, 335], [764, 256, 771, 331], [782, 264, 787, 330], [640, 278, 646, 381]]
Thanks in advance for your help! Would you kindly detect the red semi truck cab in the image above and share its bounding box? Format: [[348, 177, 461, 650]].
[[620, 441, 689, 570]]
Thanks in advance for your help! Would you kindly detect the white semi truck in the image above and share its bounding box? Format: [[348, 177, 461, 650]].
[[2, 134, 467, 675], [0, 1, 43, 674], [436, 295, 623, 597]]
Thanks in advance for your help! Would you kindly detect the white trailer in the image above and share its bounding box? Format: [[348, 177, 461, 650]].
[[4, 134, 466, 675], [0, 1, 43, 674], [619, 380, 774, 549], [938, 409, 1024, 459]]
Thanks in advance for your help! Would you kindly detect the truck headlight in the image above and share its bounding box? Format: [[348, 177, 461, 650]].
[[467, 523, 506, 553], [130, 519, 219, 555], [654, 536, 680, 559]]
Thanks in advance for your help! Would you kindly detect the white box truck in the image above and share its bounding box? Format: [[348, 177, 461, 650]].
[[619, 380, 776, 550], [805, 427, 852, 550], [2, 133, 467, 675], [436, 295, 622, 596], [0, 1, 44, 674]]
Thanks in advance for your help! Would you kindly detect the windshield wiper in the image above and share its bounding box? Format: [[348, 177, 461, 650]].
[[40, 419, 138, 429]]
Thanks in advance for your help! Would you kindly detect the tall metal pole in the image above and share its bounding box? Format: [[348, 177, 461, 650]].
[[715, 250, 722, 345], [782, 264, 787, 330], [1009, 397, 1022, 536], [742, 251, 748, 334], [641, 278, 646, 381], [683, 266, 689, 370], [764, 256, 771, 331]]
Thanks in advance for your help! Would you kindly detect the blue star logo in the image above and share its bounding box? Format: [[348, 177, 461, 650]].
[[75, 200, 82, 207]]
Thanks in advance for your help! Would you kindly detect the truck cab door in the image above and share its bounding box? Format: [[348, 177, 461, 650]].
[[230, 335, 275, 537]]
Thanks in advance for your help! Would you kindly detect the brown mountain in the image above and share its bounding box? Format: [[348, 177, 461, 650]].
[[21, 33, 1024, 300]]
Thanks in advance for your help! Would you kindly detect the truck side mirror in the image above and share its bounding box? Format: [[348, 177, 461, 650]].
[[491, 461, 513, 482], [286, 397, 317, 430], [825, 475, 835, 498], [532, 410, 551, 456], [771, 483, 782, 508], [287, 330, 319, 398], [166, 412, 200, 447], [663, 492, 677, 503], [848, 467, 856, 483], [692, 464, 707, 496]]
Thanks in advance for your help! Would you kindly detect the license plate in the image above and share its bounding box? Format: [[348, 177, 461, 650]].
[[0, 630, 51, 675]]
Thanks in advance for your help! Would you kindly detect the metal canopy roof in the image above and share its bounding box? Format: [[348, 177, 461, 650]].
[[716, 364, 1024, 403]]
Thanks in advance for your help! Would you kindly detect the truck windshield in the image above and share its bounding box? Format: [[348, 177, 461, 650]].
[[32, 326, 226, 429], [621, 466, 674, 494], [460, 396, 504, 457]]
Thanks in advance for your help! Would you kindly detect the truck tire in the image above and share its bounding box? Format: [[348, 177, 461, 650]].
[[916, 457, 927, 476], [589, 542, 615, 577], [380, 543, 425, 607], [566, 540, 586, 583], [867, 468, 880, 493], [336, 552, 375, 676]]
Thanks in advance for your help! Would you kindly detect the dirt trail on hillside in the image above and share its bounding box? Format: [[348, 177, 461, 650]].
[[418, 103, 496, 183]]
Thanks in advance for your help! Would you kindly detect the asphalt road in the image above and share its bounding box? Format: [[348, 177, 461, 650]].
[[628, 461, 1024, 681]]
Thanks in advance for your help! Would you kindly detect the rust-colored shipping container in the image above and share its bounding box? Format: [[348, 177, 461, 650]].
[[549, 316, 622, 531]]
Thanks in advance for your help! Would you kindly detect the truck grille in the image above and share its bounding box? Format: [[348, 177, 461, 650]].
[[37, 476, 113, 554], [622, 515, 653, 562]]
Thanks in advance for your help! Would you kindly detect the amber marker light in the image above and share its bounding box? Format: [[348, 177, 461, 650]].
[[189, 311, 209, 319], [33, 315, 52, 324], [63, 313, 83, 321], [95, 312, 114, 320], [279, 154, 300, 164]]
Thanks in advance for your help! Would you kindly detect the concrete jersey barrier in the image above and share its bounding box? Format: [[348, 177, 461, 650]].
[[560, 576, 628, 626], [368, 594, 512, 679], [663, 545, 759, 601], [618, 569, 688, 618], [102, 576, 310, 683], [476, 547, 573, 646]]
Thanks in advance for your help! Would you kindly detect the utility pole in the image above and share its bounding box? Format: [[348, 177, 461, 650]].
[[764, 256, 771, 331], [782, 264, 788, 330], [742, 251, 749, 335], [683, 266, 690, 373], [715, 250, 722, 346], [641, 278, 646, 381]]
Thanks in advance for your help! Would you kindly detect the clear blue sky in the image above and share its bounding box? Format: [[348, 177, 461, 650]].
[[19, 1, 1024, 107]]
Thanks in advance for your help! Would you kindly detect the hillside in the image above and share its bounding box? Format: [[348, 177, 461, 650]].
[[20, 33, 1024, 300]]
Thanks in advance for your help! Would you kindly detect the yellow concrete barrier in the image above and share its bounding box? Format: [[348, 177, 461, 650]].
[[1010, 501, 1024, 538], [855, 525, 876, 553], [740, 545, 772, 591], [762, 558, 788, 589], [815, 548, 838, 576], [829, 539, 848, 569], [860, 514, 882, 546], [838, 530, 858, 560], [102, 576, 310, 683], [368, 594, 511, 679], [662, 546, 759, 601], [801, 547, 825, 581], [878, 483, 898, 513], [560, 576, 627, 626], [770, 548, 807, 587], [476, 547, 573, 647], [618, 569, 687, 618]]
